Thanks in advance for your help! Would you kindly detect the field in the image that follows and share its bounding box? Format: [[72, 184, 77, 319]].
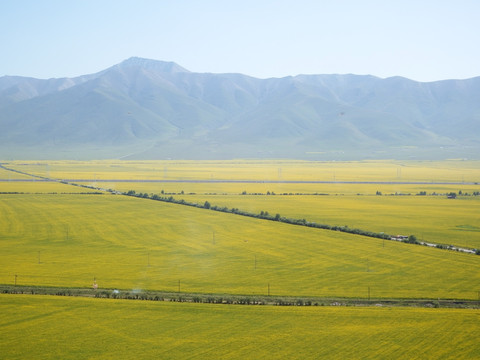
[[5, 159, 480, 182], [0, 183, 479, 299], [4, 159, 479, 250], [1, 159, 479, 358], [8, 160, 480, 249], [0, 181, 101, 194], [175, 194, 480, 249], [1, 294, 479, 360]]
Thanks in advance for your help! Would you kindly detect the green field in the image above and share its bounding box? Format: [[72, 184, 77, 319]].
[[1, 294, 479, 360]]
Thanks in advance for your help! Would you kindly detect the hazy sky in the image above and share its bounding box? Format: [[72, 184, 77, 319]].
[[2, 0, 479, 81]]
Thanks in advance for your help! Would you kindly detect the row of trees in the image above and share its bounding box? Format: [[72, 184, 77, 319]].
[[445, 191, 480, 198], [377, 190, 480, 197]]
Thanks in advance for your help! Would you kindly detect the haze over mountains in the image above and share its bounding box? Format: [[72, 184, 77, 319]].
[[1, 57, 479, 160]]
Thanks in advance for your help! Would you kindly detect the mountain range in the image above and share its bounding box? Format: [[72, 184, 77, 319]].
[[1, 57, 479, 160]]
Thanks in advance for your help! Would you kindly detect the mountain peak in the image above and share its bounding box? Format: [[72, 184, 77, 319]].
[[118, 57, 190, 73]]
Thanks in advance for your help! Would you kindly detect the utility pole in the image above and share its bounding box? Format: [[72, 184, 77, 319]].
[[178, 280, 181, 293], [14, 274, 17, 287]]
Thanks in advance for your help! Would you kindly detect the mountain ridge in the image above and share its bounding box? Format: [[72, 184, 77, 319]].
[[0, 57, 479, 160]]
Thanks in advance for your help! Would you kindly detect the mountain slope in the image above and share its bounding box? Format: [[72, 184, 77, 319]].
[[0, 57, 479, 160]]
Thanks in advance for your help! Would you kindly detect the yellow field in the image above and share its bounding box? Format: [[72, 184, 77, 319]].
[[1, 191, 479, 299], [109, 181, 480, 196], [0, 167, 34, 180], [1, 294, 479, 359], [4, 159, 480, 182], [1, 160, 479, 359], [7, 159, 479, 250], [172, 194, 480, 249], [0, 181, 101, 194], [1, 160, 479, 298], [102, 175, 480, 250]]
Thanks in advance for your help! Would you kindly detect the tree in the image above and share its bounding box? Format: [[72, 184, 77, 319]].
[[204, 201, 211, 209], [406, 235, 419, 244], [447, 192, 457, 199]]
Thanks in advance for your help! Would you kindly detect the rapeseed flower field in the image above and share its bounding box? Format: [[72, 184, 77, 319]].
[[1, 294, 479, 359]]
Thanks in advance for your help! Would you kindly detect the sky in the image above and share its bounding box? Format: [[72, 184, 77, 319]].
[[1, 0, 479, 82]]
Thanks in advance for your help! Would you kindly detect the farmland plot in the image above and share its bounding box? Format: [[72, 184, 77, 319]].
[[175, 193, 480, 250], [4, 159, 480, 182], [0, 192, 479, 299], [1, 294, 479, 359]]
